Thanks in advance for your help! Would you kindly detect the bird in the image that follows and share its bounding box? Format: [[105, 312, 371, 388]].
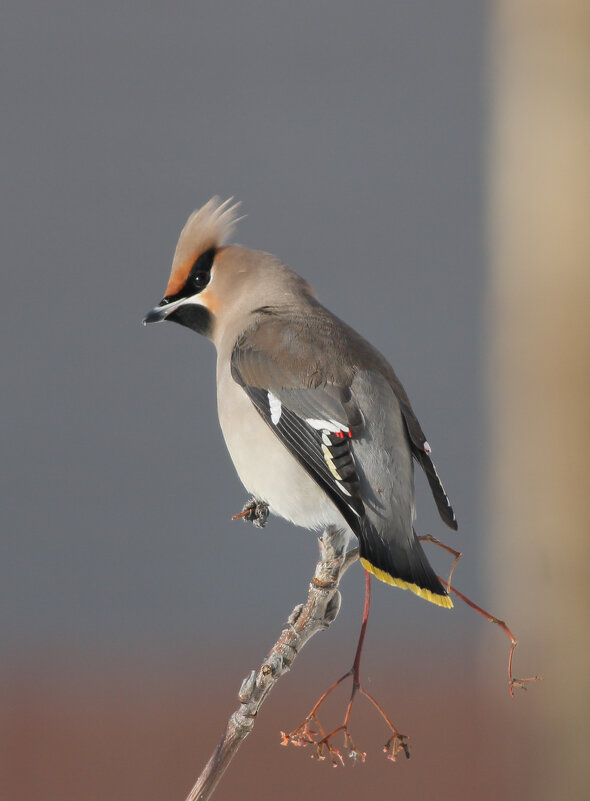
[[143, 197, 457, 609]]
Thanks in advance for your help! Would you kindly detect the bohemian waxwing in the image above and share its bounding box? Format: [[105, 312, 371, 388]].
[[144, 197, 457, 608]]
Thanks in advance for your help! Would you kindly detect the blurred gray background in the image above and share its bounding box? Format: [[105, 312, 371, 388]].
[[5, 2, 563, 800], [1, 0, 484, 655]]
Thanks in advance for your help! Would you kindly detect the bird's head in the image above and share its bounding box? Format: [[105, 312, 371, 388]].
[[142, 196, 245, 339], [144, 196, 317, 346]]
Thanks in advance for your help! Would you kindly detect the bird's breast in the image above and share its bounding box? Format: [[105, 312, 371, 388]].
[[216, 361, 346, 531]]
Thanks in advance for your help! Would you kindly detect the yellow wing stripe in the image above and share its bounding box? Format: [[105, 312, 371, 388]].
[[360, 558, 454, 609], [321, 444, 343, 480]]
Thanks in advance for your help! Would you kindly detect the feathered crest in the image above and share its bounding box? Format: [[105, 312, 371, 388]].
[[165, 196, 242, 296]]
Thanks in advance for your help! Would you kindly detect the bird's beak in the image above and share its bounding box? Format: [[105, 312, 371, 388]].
[[142, 297, 185, 325]]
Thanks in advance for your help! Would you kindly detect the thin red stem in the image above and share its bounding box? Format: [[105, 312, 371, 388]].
[[342, 570, 371, 728], [360, 686, 405, 739], [283, 568, 408, 762], [352, 570, 371, 686], [304, 570, 372, 736], [437, 574, 541, 695], [418, 533, 463, 589], [304, 672, 351, 721]]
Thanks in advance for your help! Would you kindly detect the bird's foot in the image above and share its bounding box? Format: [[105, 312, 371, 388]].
[[232, 497, 270, 528]]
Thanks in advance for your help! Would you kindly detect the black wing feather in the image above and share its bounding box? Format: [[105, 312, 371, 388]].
[[241, 384, 364, 529], [398, 400, 457, 530]]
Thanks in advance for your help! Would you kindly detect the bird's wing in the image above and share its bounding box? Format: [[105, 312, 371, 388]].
[[231, 318, 452, 608], [232, 309, 456, 532], [230, 321, 365, 531]]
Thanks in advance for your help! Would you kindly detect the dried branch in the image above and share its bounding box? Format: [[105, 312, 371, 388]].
[[184, 527, 357, 801]]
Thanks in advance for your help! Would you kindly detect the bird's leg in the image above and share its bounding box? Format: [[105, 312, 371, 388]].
[[281, 568, 408, 764], [231, 497, 269, 528]]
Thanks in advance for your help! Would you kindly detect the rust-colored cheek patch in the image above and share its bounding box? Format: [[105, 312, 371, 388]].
[[198, 286, 221, 315], [164, 258, 194, 297]]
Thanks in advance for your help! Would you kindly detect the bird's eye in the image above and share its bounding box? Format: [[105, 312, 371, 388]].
[[192, 271, 210, 289], [187, 247, 215, 293]]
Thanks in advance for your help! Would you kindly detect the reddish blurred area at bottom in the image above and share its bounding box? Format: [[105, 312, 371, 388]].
[[0, 655, 538, 801]]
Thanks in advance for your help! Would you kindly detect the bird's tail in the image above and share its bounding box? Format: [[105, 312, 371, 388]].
[[357, 520, 453, 609]]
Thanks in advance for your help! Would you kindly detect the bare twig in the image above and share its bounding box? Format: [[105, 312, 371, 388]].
[[418, 534, 541, 694], [441, 578, 542, 695], [185, 527, 357, 801]]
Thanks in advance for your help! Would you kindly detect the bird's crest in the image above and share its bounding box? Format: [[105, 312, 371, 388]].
[[165, 196, 241, 297]]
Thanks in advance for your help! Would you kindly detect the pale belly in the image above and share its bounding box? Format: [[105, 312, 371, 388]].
[[216, 363, 348, 532]]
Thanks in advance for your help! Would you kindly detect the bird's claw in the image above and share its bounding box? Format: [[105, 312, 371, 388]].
[[232, 497, 270, 528]]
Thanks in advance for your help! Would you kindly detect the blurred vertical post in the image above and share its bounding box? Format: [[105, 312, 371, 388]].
[[488, 2, 590, 799]]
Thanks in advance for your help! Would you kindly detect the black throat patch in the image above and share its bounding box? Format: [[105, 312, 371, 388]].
[[167, 304, 213, 337]]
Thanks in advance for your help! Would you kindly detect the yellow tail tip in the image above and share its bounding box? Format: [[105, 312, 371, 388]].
[[360, 558, 454, 609]]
